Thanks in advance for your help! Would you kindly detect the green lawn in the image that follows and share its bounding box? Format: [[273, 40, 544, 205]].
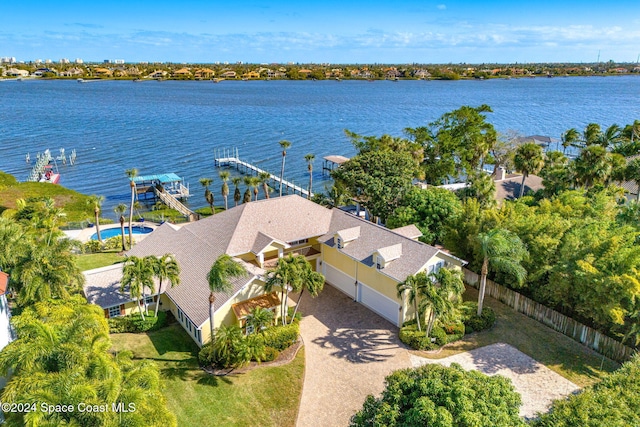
[[110, 324, 305, 427], [416, 286, 620, 387], [75, 251, 124, 271]]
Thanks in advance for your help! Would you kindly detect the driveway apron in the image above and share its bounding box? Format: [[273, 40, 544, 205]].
[[296, 285, 411, 427]]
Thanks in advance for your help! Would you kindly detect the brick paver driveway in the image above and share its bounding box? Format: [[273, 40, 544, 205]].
[[296, 285, 411, 427]]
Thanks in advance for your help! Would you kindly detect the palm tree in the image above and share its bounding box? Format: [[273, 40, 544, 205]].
[[148, 254, 181, 317], [199, 177, 214, 214], [476, 228, 528, 316], [125, 168, 138, 248], [305, 153, 315, 199], [231, 177, 242, 207], [419, 268, 465, 337], [598, 124, 622, 148], [290, 257, 324, 320], [560, 128, 580, 154], [245, 307, 275, 333], [264, 255, 302, 325], [12, 238, 85, 307], [244, 176, 260, 202], [87, 195, 105, 243], [397, 273, 424, 331], [121, 256, 154, 321], [573, 145, 612, 188], [219, 171, 230, 210], [583, 123, 602, 146], [513, 142, 544, 198], [258, 171, 272, 199], [114, 203, 128, 251], [206, 254, 247, 343], [278, 140, 292, 197]]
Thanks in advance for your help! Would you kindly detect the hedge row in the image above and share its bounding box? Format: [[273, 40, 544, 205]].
[[108, 311, 168, 333], [399, 322, 465, 351]]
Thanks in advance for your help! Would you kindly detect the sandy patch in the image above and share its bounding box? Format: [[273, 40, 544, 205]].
[[410, 342, 579, 419]]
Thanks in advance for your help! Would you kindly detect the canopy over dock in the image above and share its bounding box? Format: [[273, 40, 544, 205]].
[[322, 155, 350, 174]]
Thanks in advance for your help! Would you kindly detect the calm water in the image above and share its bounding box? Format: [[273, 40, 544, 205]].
[[1, 77, 639, 218]]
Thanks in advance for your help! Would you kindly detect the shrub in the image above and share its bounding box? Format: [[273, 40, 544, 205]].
[[461, 302, 496, 333], [399, 324, 437, 351], [108, 311, 167, 333], [199, 342, 216, 366], [287, 306, 302, 323], [261, 346, 280, 362], [431, 325, 448, 346], [260, 322, 300, 351], [442, 321, 466, 343]]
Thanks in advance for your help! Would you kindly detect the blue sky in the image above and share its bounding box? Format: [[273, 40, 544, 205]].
[[3, 0, 640, 64]]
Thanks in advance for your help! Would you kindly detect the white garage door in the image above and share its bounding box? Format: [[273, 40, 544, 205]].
[[359, 284, 400, 326], [323, 263, 355, 298]]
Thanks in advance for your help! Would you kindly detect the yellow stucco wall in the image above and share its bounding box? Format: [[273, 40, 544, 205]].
[[322, 245, 356, 277], [357, 264, 399, 301]]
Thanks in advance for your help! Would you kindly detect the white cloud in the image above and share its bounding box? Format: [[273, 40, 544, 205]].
[[437, 4, 447, 10]]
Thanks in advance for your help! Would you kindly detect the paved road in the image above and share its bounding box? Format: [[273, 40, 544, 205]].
[[296, 285, 411, 427]]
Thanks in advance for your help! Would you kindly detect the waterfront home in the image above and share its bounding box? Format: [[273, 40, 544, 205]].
[[83, 195, 464, 346]]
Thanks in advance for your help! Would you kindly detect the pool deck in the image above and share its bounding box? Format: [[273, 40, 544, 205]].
[[66, 222, 157, 243]]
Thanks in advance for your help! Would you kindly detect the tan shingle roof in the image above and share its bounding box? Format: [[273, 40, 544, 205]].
[[391, 224, 422, 240], [377, 243, 403, 262], [104, 195, 447, 326], [336, 226, 360, 242], [83, 264, 154, 308], [495, 174, 544, 202]]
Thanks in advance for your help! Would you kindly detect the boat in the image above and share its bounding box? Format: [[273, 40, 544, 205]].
[[39, 164, 60, 184], [212, 78, 225, 83]]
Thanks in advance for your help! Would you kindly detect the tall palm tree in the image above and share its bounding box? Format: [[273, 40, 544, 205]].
[[114, 203, 128, 251], [397, 273, 424, 331], [199, 177, 214, 214], [219, 171, 230, 210], [148, 254, 181, 317], [560, 128, 580, 154], [304, 153, 315, 199], [290, 256, 324, 320], [476, 228, 528, 316], [249, 176, 261, 201], [598, 124, 622, 148], [258, 171, 272, 199], [419, 268, 465, 337], [121, 256, 154, 321], [125, 168, 138, 248], [264, 255, 302, 325], [206, 254, 247, 343], [232, 177, 242, 207], [513, 142, 544, 198], [573, 145, 612, 188], [583, 123, 602, 146], [278, 140, 291, 197], [86, 195, 105, 243]]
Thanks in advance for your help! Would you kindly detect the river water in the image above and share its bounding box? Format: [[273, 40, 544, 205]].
[[1, 76, 639, 218]]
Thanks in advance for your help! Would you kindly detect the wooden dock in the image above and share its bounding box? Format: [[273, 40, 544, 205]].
[[214, 148, 313, 198], [153, 186, 199, 222]]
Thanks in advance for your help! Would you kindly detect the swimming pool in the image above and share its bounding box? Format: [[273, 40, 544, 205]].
[[90, 226, 154, 240]]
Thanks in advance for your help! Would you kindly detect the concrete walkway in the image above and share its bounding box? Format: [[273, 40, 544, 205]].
[[296, 285, 411, 427]]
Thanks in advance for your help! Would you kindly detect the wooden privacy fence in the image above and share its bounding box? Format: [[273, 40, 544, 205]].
[[463, 268, 636, 363]]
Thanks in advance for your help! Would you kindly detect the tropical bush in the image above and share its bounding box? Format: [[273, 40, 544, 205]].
[[82, 236, 122, 253], [262, 346, 280, 362], [108, 311, 168, 333], [199, 325, 265, 369], [461, 301, 496, 333], [532, 355, 640, 426], [398, 322, 464, 350], [350, 363, 524, 427], [260, 322, 300, 351]]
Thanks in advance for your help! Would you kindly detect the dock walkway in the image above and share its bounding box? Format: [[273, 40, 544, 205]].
[[153, 186, 199, 222], [214, 148, 313, 198]]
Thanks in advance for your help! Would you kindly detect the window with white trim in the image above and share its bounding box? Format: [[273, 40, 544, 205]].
[[108, 306, 121, 318], [144, 295, 154, 304], [376, 255, 383, 270]]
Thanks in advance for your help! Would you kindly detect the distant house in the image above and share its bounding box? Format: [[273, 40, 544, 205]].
[[194, 68, 215, 79], [173, 68, 192, 78], [493, 170, 544, 202], [220, 70, 237, 79], [83, 196, 465, 347], [5, 68, 29, 77], [241, 71, 260, 79], [93, 67, 113, 77]]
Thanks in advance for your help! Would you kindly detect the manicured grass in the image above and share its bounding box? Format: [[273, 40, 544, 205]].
[[75, 250, 124, 271], [415, 286, 620, 387], [0, 170, 94, 222], [110, 324, 305, 427]]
